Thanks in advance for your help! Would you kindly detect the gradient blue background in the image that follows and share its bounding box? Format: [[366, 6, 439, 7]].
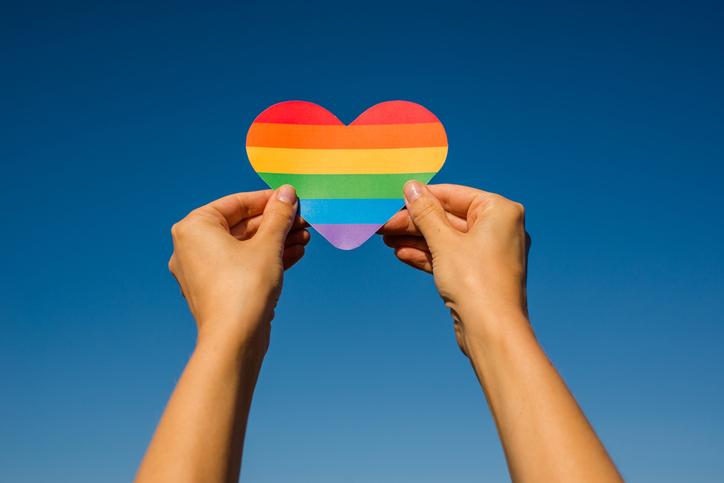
[[3, 1, 723, 481]]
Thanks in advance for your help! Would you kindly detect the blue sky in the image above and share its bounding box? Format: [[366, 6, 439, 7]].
[[2, 1, 723, 481]]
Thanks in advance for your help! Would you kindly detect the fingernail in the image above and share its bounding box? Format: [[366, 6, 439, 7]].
[[404, 180, 423, 202], [276, 185, 297, 204]]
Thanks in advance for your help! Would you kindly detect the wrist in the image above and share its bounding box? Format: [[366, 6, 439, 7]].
[[195, 320, 270, 367], [196, 300, 274, 350], [455, 302, 533, 355]]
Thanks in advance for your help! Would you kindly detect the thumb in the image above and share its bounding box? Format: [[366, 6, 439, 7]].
[[257, 185, 298, 246], [403, 180, 454, 248]]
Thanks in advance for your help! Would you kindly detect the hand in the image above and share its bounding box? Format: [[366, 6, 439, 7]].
[[168, 186, 309, 354], [380, 182, 530, 355], [382, 183, 622, 482]]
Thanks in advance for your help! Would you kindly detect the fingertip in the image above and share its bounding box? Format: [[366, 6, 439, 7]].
[[384, 235, 429, 252], [394, 245, 414, 259], [285, 228, 311, 247], [378, 210, 412, 234], [282, 244, 306, 270], [403, 180, 425, 203], [276, 184, 298, 205], [293, 215, 309, 229], [294, 230, 311, 247], [401, 181, 452, 243], [382, 234, 397, 248], [258, 186, 300, 243], [394, 246, 433, 273]]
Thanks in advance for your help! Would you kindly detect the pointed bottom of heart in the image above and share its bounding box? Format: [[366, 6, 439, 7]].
[[313, 224, 382, 250]]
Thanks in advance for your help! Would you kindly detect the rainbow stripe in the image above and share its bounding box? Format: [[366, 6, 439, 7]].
[[246, 101, 447, 249]]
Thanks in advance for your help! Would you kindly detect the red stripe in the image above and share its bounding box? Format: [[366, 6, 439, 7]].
[[352, 101, 441, 125], [253, 100, 442, 126], [254, 101, 342, 125]]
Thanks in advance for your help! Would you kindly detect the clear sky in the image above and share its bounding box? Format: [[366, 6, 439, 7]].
[[2, 1, 723, 482]]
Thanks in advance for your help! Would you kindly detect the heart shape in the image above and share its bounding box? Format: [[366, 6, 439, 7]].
[[245, 100, 447, 249]]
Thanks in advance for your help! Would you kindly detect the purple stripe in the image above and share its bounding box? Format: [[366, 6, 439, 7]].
[[313, 224, 382, 250]]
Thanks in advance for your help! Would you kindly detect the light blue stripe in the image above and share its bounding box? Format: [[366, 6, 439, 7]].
[[300, 198, 404, 224]]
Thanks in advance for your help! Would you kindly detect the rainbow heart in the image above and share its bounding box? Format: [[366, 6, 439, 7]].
[[245, 100, 447, 249]]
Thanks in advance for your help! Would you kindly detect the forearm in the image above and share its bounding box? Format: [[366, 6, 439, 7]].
[[462, 306, 622, 483], [136, 332, 265, 483]]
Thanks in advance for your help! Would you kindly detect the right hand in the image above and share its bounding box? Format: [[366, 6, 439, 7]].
[[168, 186, 309, 355], [379, 182, 531, 355]]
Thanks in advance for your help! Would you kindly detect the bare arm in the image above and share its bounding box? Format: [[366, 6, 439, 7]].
[[380, 182, 622, 482], [136, 186, 309, 483]]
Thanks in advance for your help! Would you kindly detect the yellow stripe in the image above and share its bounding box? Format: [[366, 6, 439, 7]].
[[246, 146, 447, 174]]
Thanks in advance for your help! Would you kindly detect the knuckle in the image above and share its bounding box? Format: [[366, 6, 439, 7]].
[[170, 220, 190, 239], [171, 214, 205, 240], [485, 194, 505, 210], [494, 193, 510, 205], [488, 196, 525, 222], [508, 202, 525, 223], [512, 201, 525, 219]]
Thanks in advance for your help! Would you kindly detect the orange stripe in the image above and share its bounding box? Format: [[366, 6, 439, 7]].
[[246, 122, 447, 149], [246, 146, 447, 174]]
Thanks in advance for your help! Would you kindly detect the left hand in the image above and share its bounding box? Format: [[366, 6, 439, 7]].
[[378, 183, 531, 357], [168, 186, 309, 354]]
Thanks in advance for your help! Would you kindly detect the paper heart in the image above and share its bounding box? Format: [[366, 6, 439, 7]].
[[245, 100, 447, 249]]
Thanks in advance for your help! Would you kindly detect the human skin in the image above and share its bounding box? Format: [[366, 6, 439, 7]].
[[135, 186, 309, 483], [136, 182, 622, 483], [379, 181, 623, 482]]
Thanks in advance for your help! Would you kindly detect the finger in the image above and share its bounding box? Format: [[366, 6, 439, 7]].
[[193, 190, 273, 229], [379, 184, 501, 235], [394, 246, 433, 273], [231, 214, 307, 240], [402, 180, 455, 249], [256, 185, 299, 246], [285, 228, 311, 247], [379, 208, 467, 236], [282, 244, 305, 270], [426, 184, 495, 219], [382, 234, 430, 253]]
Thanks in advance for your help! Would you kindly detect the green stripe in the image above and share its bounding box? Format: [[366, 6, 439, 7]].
[[257, 172, 437, 199]]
